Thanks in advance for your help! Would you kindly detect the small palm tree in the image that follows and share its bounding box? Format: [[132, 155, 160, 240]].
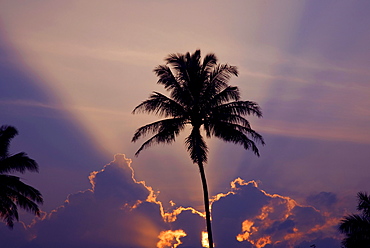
[[339, 192, 370, 247], [0, 125, 43, 228], [132, 50, 264, 248]]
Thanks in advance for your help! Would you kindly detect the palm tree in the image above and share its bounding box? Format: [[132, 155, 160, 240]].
[[339, 192, 370, 247], [132, 50, 264, 248], [0, 125, 43, 228]]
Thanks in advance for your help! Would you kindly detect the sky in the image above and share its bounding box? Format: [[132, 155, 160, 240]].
[[1, 1, 370, 247]]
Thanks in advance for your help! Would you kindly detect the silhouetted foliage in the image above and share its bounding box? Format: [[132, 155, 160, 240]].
[[339, 192, 370, 247], [132, 50, 264, 248], [0, 125, 43, 228]]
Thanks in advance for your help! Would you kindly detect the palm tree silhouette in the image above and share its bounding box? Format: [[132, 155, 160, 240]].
[[0, 125, 43, 228], [132, 50, 264, 248], [339, 192, 370, 247]]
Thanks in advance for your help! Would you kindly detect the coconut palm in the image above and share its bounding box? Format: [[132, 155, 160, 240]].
[[0, 125, 43, 228], [339, 192, 370, 247], [132, 50, 264, 248]]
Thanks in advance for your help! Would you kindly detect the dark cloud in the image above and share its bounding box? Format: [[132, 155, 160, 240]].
[[297, 237, 341, 248], [212, 181, 269, 247], [90, 154, 149, 205], [306, 192, 337, 211], [211, 179, 341, 248], [0, 223, 29, 248]]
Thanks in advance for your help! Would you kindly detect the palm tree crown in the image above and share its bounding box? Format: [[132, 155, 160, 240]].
[[0, 125, 43, 228], [339, 192, 370, 247], [132, 50, 264, 248], [132, 50, 264, 163]]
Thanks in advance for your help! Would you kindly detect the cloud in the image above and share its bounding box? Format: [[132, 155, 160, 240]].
[[0, 154, 343, 248], [16, 154, 206, 248], [157, 230, 187, 248], [306, 192, 337, 211], [0, 222, 30, 248], [211, 179, 341, 248], [24, 154, 170, 248]]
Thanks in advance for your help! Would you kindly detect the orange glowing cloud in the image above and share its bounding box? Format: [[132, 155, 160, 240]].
[[201, 231, 210, 248], [236, 219, 256, 241], [157, 230, 187, 248]]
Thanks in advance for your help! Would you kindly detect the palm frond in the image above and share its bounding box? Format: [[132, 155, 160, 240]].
[[0, 152, 39, 174], [185, 128, 208, 164], [340, 214, 369, 232], [132, 118, 187, 142], [8, 190, 41, 215], [215, 101, 263, 118], [132, 92, 186, 117], [218, 121, 264, 143], [189, 50, 201, 68], [154, 65, 179, 90], [0, 196, 18, 228], [210, 122, 264, 156], [357, 192, 370, 217], [206, 64, 238, 92], [1, 175, 43, 204], [205, 114, 252, 133], [0, 175, 43, 228], [134, 119, 186, 156], [201, 53, 217, 78], [165, 52, 186, 69], [165, 52, 190, 84], [153, 66, 194, 108], [0, 125, 42, 229], [0, 125, 18, 159], [206, 86, 240, 107], [204, 114, 264, 147], [339, 192, 370, 248]]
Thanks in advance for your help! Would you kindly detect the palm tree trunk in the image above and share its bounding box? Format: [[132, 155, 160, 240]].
[[198, 162, 214, 248]]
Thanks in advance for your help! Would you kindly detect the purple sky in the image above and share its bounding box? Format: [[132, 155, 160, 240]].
[[1, 1, 370, 247]]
